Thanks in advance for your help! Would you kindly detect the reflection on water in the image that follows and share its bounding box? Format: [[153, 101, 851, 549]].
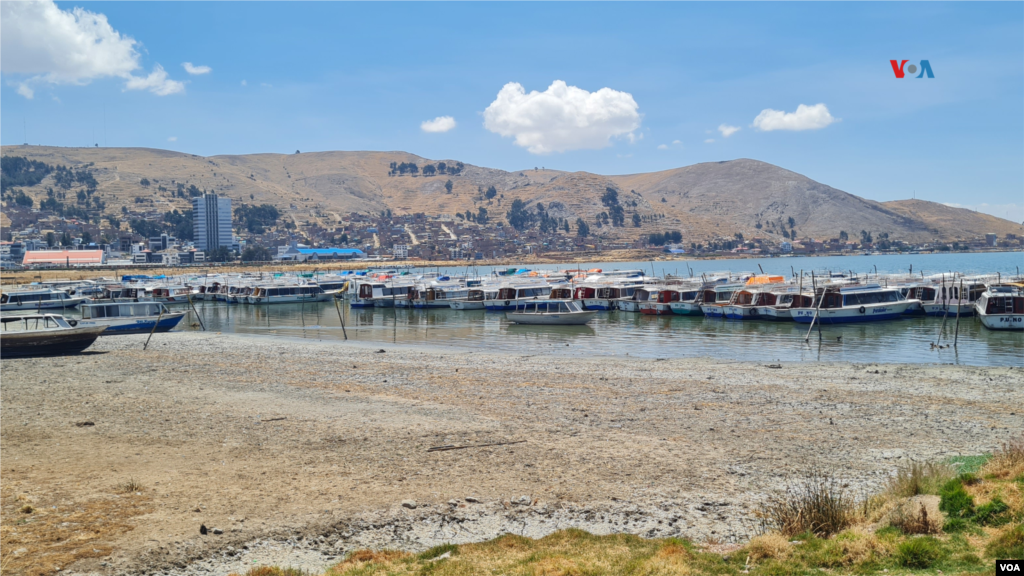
[[143, 300, 1022, 367]]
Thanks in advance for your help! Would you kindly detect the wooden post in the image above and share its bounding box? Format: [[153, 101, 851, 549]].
[[186, 293, 206, 331], [333, 296, 348, 340], [143, 307, 165, 350], [938, 275, 950, 343], [954, 279, 963, 347], [805, 271, 823, 341]]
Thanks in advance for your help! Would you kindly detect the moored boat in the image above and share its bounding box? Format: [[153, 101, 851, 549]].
[[974, 284, 1024, 331], [505, 299, 596, 325], [0, 289, 90, 311], [1, 314, 107, 357], [792, 284, 920, 324], [78, 302, 187, 334]]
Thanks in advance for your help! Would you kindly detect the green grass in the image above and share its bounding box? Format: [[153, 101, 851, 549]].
[[946, 455, 992, 475]]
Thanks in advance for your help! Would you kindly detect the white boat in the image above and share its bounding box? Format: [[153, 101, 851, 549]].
[[792, 283, 920, 324], [668, 287, 704, 316], [486, 284, 553, 311], [699, 284, 744, 318], [754, 291, 814, 321], [974, 284, 1023, 331], [78, 302, 187, 334], [0, 288, 90, 311], [900, 279, 984, 317], [449, 287, 498, 310], [617, 286, 658, 312], [0, 314, 107, 357], [506, 300, 596, 325], [247, 284, 324, 304]]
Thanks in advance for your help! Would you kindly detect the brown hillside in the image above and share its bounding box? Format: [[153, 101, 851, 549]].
[[882, 199, 1024, 240], [2, 145, 1019, 243]]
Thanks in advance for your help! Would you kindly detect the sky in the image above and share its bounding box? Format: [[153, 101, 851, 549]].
[[2, 2, 1022, 222]]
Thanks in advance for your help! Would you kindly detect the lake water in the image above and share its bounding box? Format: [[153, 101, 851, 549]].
[[156, 252, 1021, 368]]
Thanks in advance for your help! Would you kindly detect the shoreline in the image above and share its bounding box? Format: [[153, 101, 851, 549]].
[[2, 248, 1020, 286], [1, 332, 1021, 575]]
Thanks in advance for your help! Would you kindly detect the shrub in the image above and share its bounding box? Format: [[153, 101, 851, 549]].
[[939, 478, 975, 521], [985, 434, 1024, 480], [757, 468, 853, 537], [896, 536, 944, 568], [116, 477, 144, 493], [985, 524, 1024, 559], [973, 497, 1010, 526]]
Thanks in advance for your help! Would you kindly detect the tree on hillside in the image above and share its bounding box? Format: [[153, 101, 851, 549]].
[[477, 207, 488, 225], [444, 179, 453, 194], [632, 213, 641, 227], [81, 231, 93, 245], [839, 230, 849, 241], [140, 178, 150, 187], [860, 230, 873, 245], [609, 204, 625, 227], [45, 232, 55, 247], [506, 199, 534, 231], [575, 218, 590, 238], [484, 186, 497, 200], [422, 164, 437, 176], [601, 187, 619, 208]]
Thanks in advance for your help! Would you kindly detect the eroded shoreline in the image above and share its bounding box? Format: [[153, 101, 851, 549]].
[[1, 332, 1021, 575]]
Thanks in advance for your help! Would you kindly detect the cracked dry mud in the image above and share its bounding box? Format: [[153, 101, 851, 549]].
[[1, 332, 1020, 575]]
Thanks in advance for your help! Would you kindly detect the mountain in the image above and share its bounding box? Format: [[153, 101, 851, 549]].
[[2, 145, 1021, 243]]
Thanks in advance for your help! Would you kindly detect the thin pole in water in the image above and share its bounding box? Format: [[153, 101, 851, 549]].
[[187, 293, 205, 331], [954, 279, 964, 347], [805, 271, 822, 342], [333, 296, 348, 340], [938, 275, 949, 343]]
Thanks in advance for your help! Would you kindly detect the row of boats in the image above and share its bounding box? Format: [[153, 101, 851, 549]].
[[2, 267, 1023, 331]]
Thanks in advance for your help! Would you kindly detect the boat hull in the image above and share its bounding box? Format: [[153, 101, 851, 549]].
[[922, 304, 974, 317], [700, 304, 727, 318], [639, 303, 674, 315], [976, 313, 1024, 330], [792, 301, 915, 324], [756, 306, 794, 321], [617, 300, 642, 312], [582, 299, 613, 311], [449, 300, 485, 310], [669, 302, 703, 316], [77, 313, 186, 335], [0, 326, 107, 357], [722, 305, 763, 320], [505, 311, 596, 325]]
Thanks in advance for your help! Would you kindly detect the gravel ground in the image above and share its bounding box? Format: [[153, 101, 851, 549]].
[[1, 332, 1021, 576]]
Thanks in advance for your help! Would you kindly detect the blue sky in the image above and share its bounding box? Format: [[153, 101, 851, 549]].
[[2, 2, 1022, 221]]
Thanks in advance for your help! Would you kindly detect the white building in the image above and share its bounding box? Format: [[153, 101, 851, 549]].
[[192, 193, 232, 251]]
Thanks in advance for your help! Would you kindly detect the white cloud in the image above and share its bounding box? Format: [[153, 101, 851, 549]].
[[124, 64, 184, 96], [167, 136, 177, 142], [704, 139, 715, 144], [1, 0, 184, 97], [752, 103, 837, 131], [718, 124, 740, 138], [672, 139, 681, 145], [182, 62, 211, 75], [657, 144, 669, 150], [240, 79, 247, 86], [483, 80, 641, 154], [421, 116, 456, 133], [260, 82, 272, 88]]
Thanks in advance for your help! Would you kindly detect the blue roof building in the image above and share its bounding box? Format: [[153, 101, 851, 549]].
[[277, 246, 366, 261]]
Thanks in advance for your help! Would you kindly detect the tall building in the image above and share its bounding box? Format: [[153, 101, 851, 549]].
[[192, 193, 233, 251]]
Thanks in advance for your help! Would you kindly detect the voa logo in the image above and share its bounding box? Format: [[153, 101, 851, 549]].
[[997, 559, 1023, 575], [890, 59, 935, 78]]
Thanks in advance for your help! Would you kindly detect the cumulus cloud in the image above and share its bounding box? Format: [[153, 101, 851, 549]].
[[167, 136, 177, 142], [718, 124, 740, 138], [1, 0, 183, 97], [182, 62, 211, 75], [483, 80, 641, 154], [421, 116, 456, 133], [124, 64, 184, 96], [657, 144, 669, 150], [752, 103, 837, 131], [672, 139, 681, 145]]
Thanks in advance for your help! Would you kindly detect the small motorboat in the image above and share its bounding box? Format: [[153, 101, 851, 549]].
[[78, 302, 187, 335], [1, 314, 107, 357], [0, 288, 90, 311], [974, 283, 1024, 331], [505, 299, 596, 325]]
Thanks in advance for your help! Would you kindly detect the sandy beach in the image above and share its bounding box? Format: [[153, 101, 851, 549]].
[[1, 332, 1021, 575]]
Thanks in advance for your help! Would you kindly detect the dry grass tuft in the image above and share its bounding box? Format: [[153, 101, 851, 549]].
[[756, 467, 854, 537], [115, 477, 144, 494], [831, 528, 892, 566], [984, 434, 1024, 480], [746, 533, 791, 561], [887, 499, 942, 535], [885, 461, 954, 498]]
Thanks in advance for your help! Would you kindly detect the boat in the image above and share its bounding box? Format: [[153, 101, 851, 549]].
[[0, 314, 107, 357], [449, 287, 496, 310], [640, 288, 680, 315], [505, 299, 596, 325], [900, 278, 984, 317], [0, 288, 90, 311], [617, 286, 658, 312], [247, 284, 324, 304], [668, 287, 705, 316], [485, 284, 553, 311], [974, 284, 1024, 331], [698, 284, 743, 318], [792, 284, 920, 324], [149, 285, 197, 304], [754, 290, 814, 321], [77, 302, 187, 334]]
